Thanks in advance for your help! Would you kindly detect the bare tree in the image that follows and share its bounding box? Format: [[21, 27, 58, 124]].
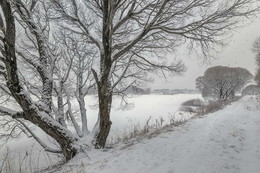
[[55, 33, 96, 136], [0, 0, 80, 160], [51, 0, 259, 148], [0, 0, 259, 161], [196, 66, 253, 100], [0, 0, 97, 162]]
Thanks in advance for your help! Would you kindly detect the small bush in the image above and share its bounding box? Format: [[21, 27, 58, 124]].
[[179, 106, 195, 113], [181, 99, 205, 107], [180, 97, 240, 115], [179, 99, 204, 113], [198, 101, 222, 114], [196, 96, 241, 116]]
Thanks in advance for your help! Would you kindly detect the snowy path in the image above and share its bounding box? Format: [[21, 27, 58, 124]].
[[60, 96, 260, 173]]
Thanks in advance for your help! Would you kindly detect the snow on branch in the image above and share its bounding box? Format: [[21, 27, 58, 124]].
[[15, 119, 62, 153], [0, 106, 17, 116]]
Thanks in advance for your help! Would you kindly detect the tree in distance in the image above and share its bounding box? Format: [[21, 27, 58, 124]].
[[196, 66, 253, 100]]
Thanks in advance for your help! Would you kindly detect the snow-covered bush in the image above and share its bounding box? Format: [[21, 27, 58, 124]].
[[181, 99, 205, 107], [242, 85, 260, 95], [197, 97, 241, 115], [180, 99, 205, 113]]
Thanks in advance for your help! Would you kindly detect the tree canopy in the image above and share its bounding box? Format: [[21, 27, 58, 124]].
[[196, 66, 253, 100]]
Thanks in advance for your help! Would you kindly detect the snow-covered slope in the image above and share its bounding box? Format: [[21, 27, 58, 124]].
[[57, 96, 260, 173], [0, 94, 201, 172]]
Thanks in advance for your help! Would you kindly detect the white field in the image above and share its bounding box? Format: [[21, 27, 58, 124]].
[[84, 94, 202, 139], [0, 94, 201, 172], [58, 96, 260, 173]]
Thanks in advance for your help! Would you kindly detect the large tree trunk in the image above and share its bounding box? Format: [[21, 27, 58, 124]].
[[1, 0, 78, 161], [6, 45, 78, 161], [93, 0, 114, 148], [93, 53, 113, 148], [14, 107, 78, 160], [94, 83, 112, 148]]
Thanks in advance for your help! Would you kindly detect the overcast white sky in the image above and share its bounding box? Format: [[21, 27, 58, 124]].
[[151, 18, 260, 90]]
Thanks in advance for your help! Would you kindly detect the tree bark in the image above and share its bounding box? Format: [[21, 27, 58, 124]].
[[56, 81, 67, 127], [78, 92, 90, 135], [94, 83, 112, 148], [1, 0, 78, 161], [77, 71, 89, 135], [93, 0, 114, 148], [14, 109, 78, 160]]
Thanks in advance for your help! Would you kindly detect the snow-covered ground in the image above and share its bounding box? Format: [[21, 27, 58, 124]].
[[84, 94, 202, 139], [0, 94, 201, 172], [57, 96, 260, 173]]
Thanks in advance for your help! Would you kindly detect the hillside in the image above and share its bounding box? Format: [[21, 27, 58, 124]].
[[55, 96, 260, 173]]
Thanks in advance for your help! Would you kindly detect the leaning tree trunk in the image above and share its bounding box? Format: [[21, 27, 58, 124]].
[[5, 52, 78, 160], [1, 0, 78, 161], [13, 106, 78, 160], [5, 37, 78, 161]]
